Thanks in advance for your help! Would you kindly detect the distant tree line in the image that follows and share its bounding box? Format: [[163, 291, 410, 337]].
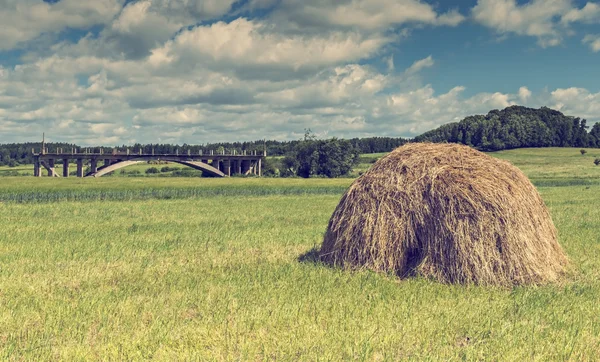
[[415, 106, 600, 151], [0, 142, 78, 167], [0, 137, 407, 167]]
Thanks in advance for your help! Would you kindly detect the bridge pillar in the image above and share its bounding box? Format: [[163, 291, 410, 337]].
[[76, 159, 84, 178], [104, 159, 111, 167], [258, 158, 262, 177], [223, 159, 231, 176], [90, 159, 98, 174], [48, 159, 55, 177], [34, 160, 41, 177], [63, 159, 69, 177]]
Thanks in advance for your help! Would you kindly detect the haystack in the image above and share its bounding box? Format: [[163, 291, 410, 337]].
[[320, 143, 567, 286]]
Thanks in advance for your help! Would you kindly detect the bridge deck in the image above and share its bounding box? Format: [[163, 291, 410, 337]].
[[35, 153, 265, 160], [32, 152, 265, 178]]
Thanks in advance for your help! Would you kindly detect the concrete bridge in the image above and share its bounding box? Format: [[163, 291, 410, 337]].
[[32, 148, 265, 178]]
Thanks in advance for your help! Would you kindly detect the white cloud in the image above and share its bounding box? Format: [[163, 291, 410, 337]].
[[99, 1, 186, 59], [583, 34, 600, 52], [562, 2, 600, 24], [386, 55, 395, 71], [519, 86, 532, 102], [551, 87, 600, 121], [257, 64, 387, 110], [405, 55, 435, 75], [436, 9, 467, 27], [157, 18, 389, 78], [0, 0, 124, 50], [43, 0, 241, 60], [473, 0, 600, 47], [472, 0, 571, 47], [381, 85, 517, 135], [154, 0, 238, 21], [319, 0, 434, 29], [268, 0, 465, 30]]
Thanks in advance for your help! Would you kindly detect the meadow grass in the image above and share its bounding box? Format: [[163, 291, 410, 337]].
[[0, 178, 352, 203], [1, 148, 600, 360]]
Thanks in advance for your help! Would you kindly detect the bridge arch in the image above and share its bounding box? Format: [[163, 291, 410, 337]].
[[86, 157, 226, 178]]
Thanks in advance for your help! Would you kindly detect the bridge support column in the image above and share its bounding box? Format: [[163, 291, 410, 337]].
[[63, 159, 69, 177], [258, 158, 262, 177], [104, 159, 111, 167], [90, 159, 98, 174], [34, 160, 41, 177], [76, 159, 84, 178], [48, 159, 55, 177]]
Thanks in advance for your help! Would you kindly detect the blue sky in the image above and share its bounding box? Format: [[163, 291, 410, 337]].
[[0, 0, 599, 145]]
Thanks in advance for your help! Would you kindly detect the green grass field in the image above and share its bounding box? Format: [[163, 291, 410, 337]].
[[1, 148, 600, 360]]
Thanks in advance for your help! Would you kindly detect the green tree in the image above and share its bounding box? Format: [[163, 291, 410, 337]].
[[589, 123, 600, 147], [283, 138, 359, 178], [415, 106, 592, 151], [280, 155, 299, 177]]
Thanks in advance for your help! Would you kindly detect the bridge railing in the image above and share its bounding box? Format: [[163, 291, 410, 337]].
[[33, 147, 267, 157]]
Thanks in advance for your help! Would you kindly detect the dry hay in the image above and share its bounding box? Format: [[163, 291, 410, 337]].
[[319, 143, 568, 286]]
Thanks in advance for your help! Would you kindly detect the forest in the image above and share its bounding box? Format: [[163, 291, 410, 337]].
[[415, 106, 600, 150]]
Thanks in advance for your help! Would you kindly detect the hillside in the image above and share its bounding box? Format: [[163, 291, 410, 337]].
[[415, 106, 600, 151]]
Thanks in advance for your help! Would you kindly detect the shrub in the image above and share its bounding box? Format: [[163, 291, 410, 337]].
[[160, 166, 181, 172], [145, 167, 160, 174], [594, 158, 600, 166], [580, 149, 588, 155]]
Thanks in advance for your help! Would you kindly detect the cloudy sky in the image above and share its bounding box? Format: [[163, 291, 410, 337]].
[[1, 0, 599, 145]]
